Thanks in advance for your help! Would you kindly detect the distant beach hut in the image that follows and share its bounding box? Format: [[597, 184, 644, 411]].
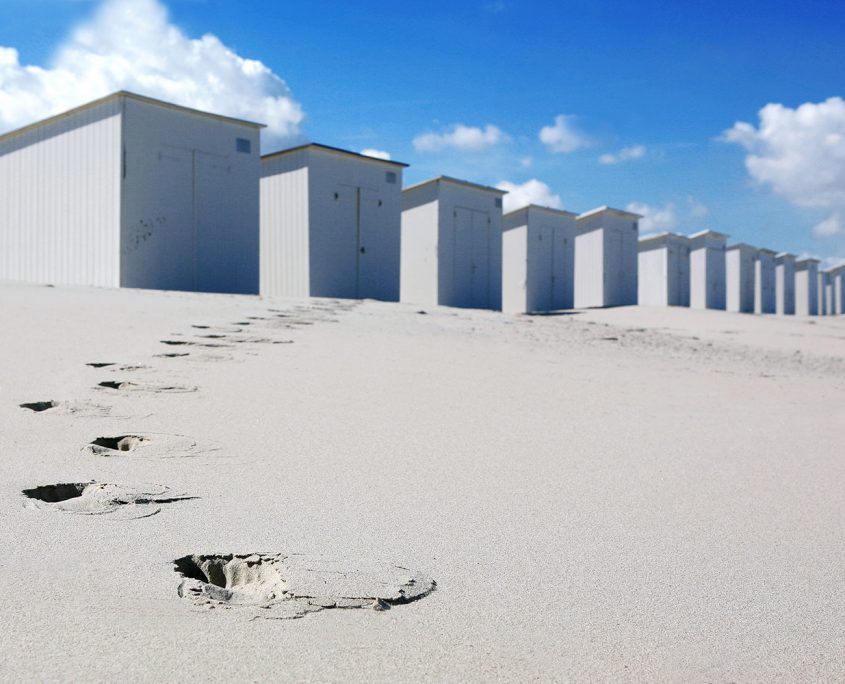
[[794, 257, 819, 316], [400, 176, 505, 311], [688, 230, 728, 310], [753, 248, 777, 314], [832, 266, 845, 315], [726, 243, 757, 314], [774, 253, 796, 315], [260, 143, 407, 301], [637, 232, 690, 307], [817, 270, 829, 316], [573, 206, 640, 308], [502, 205, 578, 313], [0, 91, 262, 293]]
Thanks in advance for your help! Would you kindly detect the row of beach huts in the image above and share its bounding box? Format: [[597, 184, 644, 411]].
[[0, 91, 842, 315]]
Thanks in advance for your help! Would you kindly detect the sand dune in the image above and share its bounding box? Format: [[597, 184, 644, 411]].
[[1, 283, 844, 681]]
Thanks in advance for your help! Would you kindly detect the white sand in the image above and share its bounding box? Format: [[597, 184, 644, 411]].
[[1, 283, 844, 682]]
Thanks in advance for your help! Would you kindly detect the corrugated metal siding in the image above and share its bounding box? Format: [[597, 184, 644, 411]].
[[260, 152, 310, 298], [726, 248, 755, 313], [503, 208, 576, 313], [437, 183, 503, 311], [754, 253, 776, 314], [795, 263, 818, 316], [399, 197, 439, 306], [121, 97, 260, 294], [574, 229, 604, 308], [0, 100, 122, 287], [775, 259, 796, 315], [638, 247, 668, 306], [501, 221, 528, 313], [575, 213, 638, 308], [308, 151, 402, 301]]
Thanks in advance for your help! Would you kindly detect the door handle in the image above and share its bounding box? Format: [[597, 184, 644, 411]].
[[360, 246, 366, 254]]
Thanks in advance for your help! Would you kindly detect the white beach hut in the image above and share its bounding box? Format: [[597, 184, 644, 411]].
[[817, 271, 829, 316], [794, 258, 819, 316], [260, 144, 407, 301], [501, 205, 578, 313], [726, 243, 757, 314], [0, 91, 262, 293], [400, 176, 505, 310], [774, 253, 796, 315], [688, 230, 728, 310], [832, 266, 845, 315], [753, 248, 777, 314], [824, 270, 836, 315], [573, 206, 640, 308], [637, 232, 690, 307]]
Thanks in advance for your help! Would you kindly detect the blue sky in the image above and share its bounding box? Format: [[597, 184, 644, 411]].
[[1, 0, 844, 262]]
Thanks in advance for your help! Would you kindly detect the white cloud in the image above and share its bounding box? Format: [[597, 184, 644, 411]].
[[538, 114, 591, 153], [723, 97, 845, 241], [598, 144, 646, 165], [626, 202, 678, 234], [0, 0, 304, 148], [519, 156, 532, 168], [412, 123, 509, 152], [496, 179, 562, 214], [360, 148, 391, 160], [722, 97, 845, 208], [821, 256, 845, 270], [626, 198, 711, 236], [813, 213, 843, 238]]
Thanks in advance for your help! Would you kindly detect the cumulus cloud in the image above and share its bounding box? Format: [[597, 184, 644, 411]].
[[496, 179, 562, 214], [538, 114, 591, 153], [626, 202, 678, 235], [722, 97, 845, 239], [598, 144, 646, 165], [813, 213, 843, 238], [0, 0, 305, 148], [626, 197, 711, 236], [412, 123, 509, 152], [821, 256, 845, 270], [360, 148, 391, 160]]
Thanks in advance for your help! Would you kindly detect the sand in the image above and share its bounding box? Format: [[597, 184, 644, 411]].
[[1, 282, 844, 682]]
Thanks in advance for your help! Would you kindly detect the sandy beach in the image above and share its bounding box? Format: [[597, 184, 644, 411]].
[[2, 282, 844, 682]]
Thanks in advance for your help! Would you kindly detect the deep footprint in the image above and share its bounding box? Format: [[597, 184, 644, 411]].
[[23, 482, 196, 518], [174, 553, 436, 619], [19, 400, 59, 412], [89, 435, 149, 452], [83, 432, 206, 459]]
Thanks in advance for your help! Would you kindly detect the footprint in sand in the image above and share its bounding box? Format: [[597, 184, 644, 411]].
[[19, 400, 112, 417], [96, 380, 197, 393], [22, 482, 196, 519], [83, 432, 209, 459], [174, 553, 436, 620]]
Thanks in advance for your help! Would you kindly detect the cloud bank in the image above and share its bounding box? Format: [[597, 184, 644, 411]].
[[0, 0, 304, 148], [496, 179, 562, 214], [413, 123, 509, 152], [723, 97, 845, 239]]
